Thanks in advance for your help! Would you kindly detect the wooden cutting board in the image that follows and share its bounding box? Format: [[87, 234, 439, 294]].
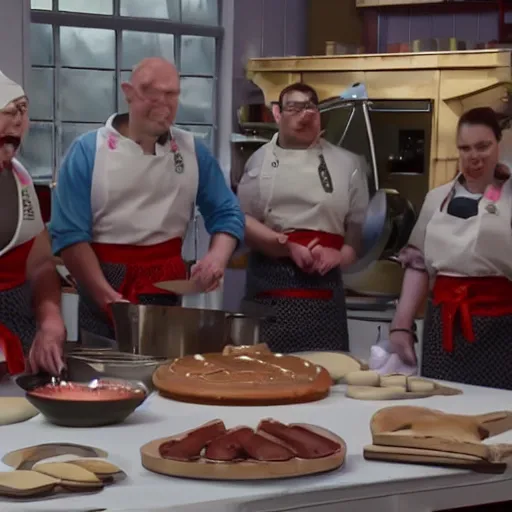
[[363, 444, 507, 473], [369, 406, 512, 462], [140, 423, 346, 480]]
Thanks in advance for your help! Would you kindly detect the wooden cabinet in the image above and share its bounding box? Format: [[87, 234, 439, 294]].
[[246, 50, 512, 190], [499, 0, 512, 42], [308, 0, 363, 56]]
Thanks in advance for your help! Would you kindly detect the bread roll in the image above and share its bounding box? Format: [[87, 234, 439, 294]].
[[292, 352, 362, 381], [407, 377, 435, 393], [346, 385, 408, 400], [344, 370, 380, 387], [380, 374, 407, 388]]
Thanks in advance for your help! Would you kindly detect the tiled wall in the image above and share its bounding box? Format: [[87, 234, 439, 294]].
[[378, 9, 499, 51], [232, 0, 308, 117]]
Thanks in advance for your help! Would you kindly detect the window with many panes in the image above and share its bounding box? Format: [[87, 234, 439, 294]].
[[21, 0, 221, 182]]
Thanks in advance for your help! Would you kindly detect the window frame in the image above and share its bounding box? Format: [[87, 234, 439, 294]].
[[27, 0, 224, 183]]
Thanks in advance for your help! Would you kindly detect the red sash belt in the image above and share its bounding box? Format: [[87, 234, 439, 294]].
[[258, 230, 344, 301], [92, 237, 186, 304], [432, 275, 512, 352], [0, 239, 35, 375], [285, 230, 344, 250]]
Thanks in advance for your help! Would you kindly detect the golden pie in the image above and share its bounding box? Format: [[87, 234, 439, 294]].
[[153, 351, 332, 405]]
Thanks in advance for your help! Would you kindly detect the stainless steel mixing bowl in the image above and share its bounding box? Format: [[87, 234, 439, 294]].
[[65, 349, 166, 391], [109, 303, 274, 359]]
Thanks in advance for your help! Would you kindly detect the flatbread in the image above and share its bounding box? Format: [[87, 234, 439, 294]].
[[33, 462, 101, 484], [291, 352, 363, 381], [69, 459, 122, 477], [0, 397, 39, 426], [0, 470, 59, 497]]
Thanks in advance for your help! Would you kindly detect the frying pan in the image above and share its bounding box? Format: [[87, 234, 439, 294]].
[[343, 188, 416, 296]]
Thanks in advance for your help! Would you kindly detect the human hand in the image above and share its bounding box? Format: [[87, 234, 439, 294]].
[[190, 251, 225, 292], [286, 238, 319, 272], [389, 329, 417, 366], [310, 245, 342, 275], [28, 318, 66, 376]]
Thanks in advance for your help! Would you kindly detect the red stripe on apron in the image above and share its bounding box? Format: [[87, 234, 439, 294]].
[[0, 239, 35, 375], [257, 230, 344, 301], [432, 275, 512, 352], [91, 237, 186, 304]]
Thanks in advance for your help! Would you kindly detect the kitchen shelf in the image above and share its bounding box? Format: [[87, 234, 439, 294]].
[[357, 0, 443, 6], [357, 0, 499, 11]]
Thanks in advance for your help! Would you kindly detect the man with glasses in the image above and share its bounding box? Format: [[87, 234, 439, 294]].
[[50, 57, 244, 339], [237, 83, 369, 353], [0, 70, 65, 376]]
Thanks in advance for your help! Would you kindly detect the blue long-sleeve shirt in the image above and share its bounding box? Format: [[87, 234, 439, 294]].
[[50, 131, 245, 254]]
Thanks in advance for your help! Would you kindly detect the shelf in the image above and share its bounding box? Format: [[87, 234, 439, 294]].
[[357, 0, 499, 11], [357, 0, 443, 6]]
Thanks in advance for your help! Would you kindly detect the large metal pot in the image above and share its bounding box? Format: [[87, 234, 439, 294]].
[[109, 303, 273, 359]]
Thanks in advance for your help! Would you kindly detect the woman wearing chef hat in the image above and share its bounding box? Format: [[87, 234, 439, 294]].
[[0, 70, 66, 377], [389, 106, 512, 389], [237, 83, 370, 353]]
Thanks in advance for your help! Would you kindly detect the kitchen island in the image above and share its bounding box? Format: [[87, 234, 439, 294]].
[[1, 380, 511, 512]]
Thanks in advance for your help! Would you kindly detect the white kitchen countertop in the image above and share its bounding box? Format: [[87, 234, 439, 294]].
[[1, 382, 512, 512]]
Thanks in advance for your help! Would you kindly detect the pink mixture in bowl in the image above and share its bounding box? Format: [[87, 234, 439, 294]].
[[28, 381, 144, 401]]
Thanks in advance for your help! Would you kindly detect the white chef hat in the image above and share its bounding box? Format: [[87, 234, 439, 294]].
[[0, 70, 25, 110]]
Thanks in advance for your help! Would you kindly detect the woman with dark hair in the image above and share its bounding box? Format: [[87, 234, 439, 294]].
[[389, 106, 512, 389]]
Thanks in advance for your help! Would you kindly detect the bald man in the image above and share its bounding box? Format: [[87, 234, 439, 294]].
[[50, 58, 244, 338]]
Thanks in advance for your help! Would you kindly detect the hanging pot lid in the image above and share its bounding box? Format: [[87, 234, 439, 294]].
[[343, 189, 416, 275], [343, 189, 391, 275]]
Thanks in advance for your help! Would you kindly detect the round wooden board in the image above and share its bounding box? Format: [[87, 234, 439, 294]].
[[140, 424, 346, 480]]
